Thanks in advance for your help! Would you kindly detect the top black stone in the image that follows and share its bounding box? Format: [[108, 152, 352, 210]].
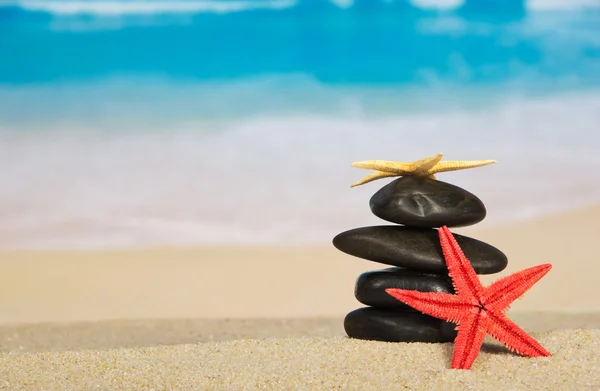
[[369, 176, 486, 228]]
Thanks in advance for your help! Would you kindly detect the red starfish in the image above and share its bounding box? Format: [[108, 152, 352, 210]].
[[386, 226, 552, 370]]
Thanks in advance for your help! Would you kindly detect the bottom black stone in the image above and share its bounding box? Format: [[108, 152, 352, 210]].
[[344, 307, 457, 343]]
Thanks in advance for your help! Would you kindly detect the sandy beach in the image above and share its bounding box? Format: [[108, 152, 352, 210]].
[[0, 329, 598, 390], [1, 204, 599, 389], [1, 203, 598, 323]]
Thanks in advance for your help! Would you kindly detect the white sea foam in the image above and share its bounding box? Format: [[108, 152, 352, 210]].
[[7, 0, 297, 15], [409, 0, 465, 11], [527, 0, 600, 11], [0, 87, 599, 250], [4, 0, 600, 16]]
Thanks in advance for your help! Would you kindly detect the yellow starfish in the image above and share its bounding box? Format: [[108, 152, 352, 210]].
[[350, 153, 496, 187]]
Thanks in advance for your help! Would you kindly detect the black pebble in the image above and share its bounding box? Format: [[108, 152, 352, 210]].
[[344, 307, 457, 343], [355, 267, 454, 309], [370, 176, 487, 228], [333, 225, 507, 274]]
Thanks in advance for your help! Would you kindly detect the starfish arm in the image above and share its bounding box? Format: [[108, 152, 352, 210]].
[[451, 311, 488, 370], [428, 160, 496, 175], [350, 170, 399, 187], [411, 153, 444, 175], [385, 289, 474, 323], [351, 160, 414, 174], [438, 226, 484, 302], [485, 310, 551, 357], [351, 153, 443, 175], [482, 264, 552, 312]]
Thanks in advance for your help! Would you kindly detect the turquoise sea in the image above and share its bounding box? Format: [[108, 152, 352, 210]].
[[1, 0, 600, 248]]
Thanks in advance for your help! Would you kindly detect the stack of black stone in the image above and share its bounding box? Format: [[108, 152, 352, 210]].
[[333, 176, 508, 343]]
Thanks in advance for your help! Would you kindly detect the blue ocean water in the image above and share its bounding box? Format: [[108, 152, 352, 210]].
[[1, 0, 600, 249]]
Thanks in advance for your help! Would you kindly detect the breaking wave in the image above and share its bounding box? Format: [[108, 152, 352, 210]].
[[1, 88, 599, 249], [2, 0, 600, 16]]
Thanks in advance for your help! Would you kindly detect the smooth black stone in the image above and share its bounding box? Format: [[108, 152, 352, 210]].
[[355, 267, 454, 309], [344, 307, 457, 343], [370, 176, 487, 228], [333, 226, 507, 274]]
